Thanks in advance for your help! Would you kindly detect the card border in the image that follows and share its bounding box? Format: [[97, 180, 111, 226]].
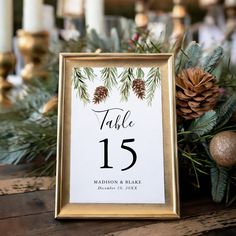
[[55, 53, 179, 219]]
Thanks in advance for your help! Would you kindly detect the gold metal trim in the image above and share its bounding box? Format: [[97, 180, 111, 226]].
[[55, 53, 179, 219]]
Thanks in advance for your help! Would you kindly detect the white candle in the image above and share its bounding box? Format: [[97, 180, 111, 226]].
[[199, 0, 218, 8], [23, 0, 44, 33], [64, 0, 84, 17], [85, 0, 105, 35], [0, 0, 13, 53]]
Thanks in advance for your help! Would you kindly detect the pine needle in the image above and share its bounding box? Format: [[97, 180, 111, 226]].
[[72, 67, 90, 104], [119, 68, 133, 101], [101, 67, 118, 91], [145, 67, 160, 106]]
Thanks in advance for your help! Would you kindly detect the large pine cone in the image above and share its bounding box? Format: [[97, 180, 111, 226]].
[[132, 79, 145, 100], [93, 86, 108, 104], [176, 67, 219, 120]]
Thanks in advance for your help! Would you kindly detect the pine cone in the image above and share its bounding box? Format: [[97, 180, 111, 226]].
[[176, 67, 219, 120], [93, 86, 108, 104], [132, 79, 145, 99]]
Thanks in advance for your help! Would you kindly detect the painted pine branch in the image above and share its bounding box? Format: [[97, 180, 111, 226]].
[[101, 67, 118, 91], [83, 67, 96, 81], [72, 67, 90, 104], [145, 67, 160, 105], [119, 68, 134, 101]]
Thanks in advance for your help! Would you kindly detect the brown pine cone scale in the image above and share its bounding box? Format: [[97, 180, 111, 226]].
[[132, 79, 145, 100], [93, 86, 108, 104], [176, 67, 219, 120]]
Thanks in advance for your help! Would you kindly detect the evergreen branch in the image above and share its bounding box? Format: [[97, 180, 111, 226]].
[[215, 94, 236, 129], [132, 41, 146, 53], [0, 112, 57, 176], [211, 63, 223, 80], [101, 67, 118, 91], [145, 67, 160, 106], [135, 68, 144, 79], [150, 42, 162, 53], [72, 67, 90, 104], [110, 28, 121, 52], [218, 73, 236, 92], [190, 111, 217, 136], [87, 29, 107, 52], [119, 68, 134, 101], [227, 194, 236, 206], [211, 165, 229, 203], [175, 41, 201, 74], [192, 159, 200, 188], [83, 67, 96, 81], [200, 46, 223, 73], [185, 42, 201, 68]]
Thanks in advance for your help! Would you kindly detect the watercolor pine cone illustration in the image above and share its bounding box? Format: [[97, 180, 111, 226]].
[[93, 86, 109, 104], [132, 79, 145, 99], [72, 67, 160, 105]]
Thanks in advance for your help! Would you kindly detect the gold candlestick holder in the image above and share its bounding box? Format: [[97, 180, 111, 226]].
[[0, 52, 16, 107], [17, 30, 49, 81]]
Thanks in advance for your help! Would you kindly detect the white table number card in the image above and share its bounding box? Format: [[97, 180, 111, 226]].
[[55, 54, 179, 219]]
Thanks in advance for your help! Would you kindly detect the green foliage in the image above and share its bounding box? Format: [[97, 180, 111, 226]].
[[86, 28, 122, 52], [0, 114, 57, 165], [135, 68, 144, 79], [200, 47, 223, 73], [180, 149, 211, 188], [211, 63, 223, 80], [175, 41, 201, 74], [218, 70, 236, 96], [190, 111, 217, 136], [72, 67, 160, 103], [145, 67, 160, 105], [83, 67, 96, 81], [215, 94, 236, 129], [119, 68, 133, 101], [131, 40, 163, 53], [86, 29, 107, 52], [110, 28, 121, 52], [0, 30, 235, 204], [0, 82, 57, 176], [211, 165, 229, 203], [101, 67, 118, 91], [72, 67, 90, 104]]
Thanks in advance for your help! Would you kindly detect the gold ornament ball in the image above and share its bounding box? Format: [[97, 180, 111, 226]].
[[209, 131, 236, 167]]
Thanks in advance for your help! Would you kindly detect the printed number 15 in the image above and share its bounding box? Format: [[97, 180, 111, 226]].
[[99, 139, 137, 171]]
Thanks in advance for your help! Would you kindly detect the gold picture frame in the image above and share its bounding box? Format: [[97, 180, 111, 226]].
[[55, 53, 179, 219]]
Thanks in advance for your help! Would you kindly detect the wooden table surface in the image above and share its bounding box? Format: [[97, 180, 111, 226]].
[[0, 164, 235, 236]]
